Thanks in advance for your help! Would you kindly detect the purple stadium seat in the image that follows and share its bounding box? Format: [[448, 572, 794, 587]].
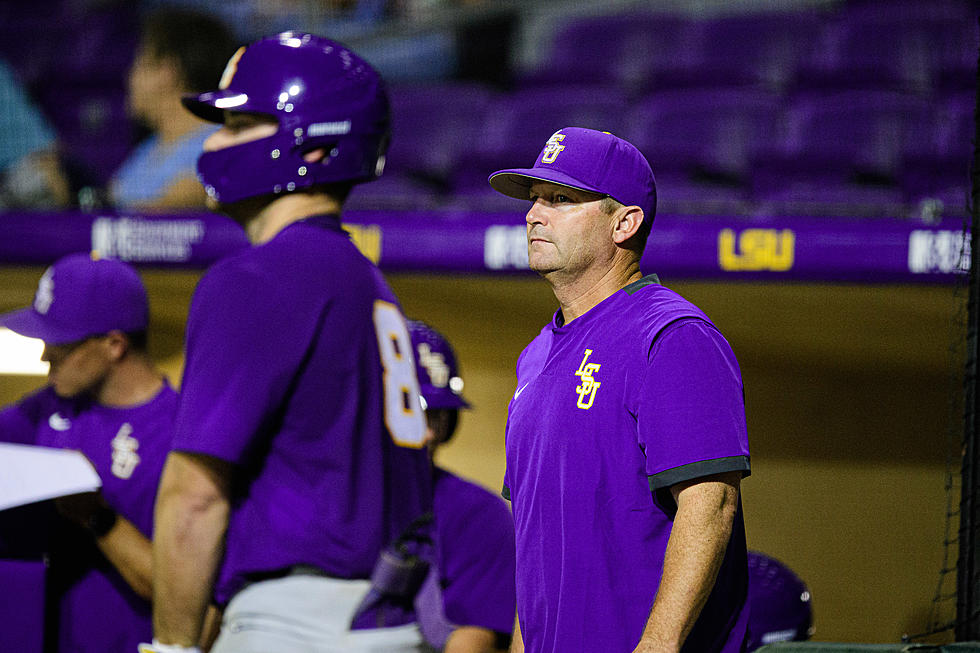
[[449, 84, 628, 195], [750, 154, 908, 218], [516, 12, 699, 94], [386, 82, 496, 180], [345, 170, 446, 211], [37, 81, 137, 186], [793, 1, 976, 92], [653, 170, 751, 216], [900, 91, 973, 217], [651, 12, 826, 92], [769, 89, 934, 179], [622, 87, 783, 181]]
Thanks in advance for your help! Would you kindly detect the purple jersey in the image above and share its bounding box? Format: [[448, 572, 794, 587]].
[[0, 382, 177, 653], [503, 275, 751, 653], [416, 467, 516, 647], [172, 215, 432, 604]]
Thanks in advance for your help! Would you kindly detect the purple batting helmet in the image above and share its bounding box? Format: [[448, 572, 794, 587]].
[[407, 320, 470, 411], [746, 551, 814, 651], [182, 32, 390, 205]]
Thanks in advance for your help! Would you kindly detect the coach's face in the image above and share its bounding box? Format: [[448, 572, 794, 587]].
[[526, 182, 615, 279]]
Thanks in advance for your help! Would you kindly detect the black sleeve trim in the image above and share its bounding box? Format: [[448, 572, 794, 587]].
[[501, 484, 511, 501], [648, 456, 750, 517]]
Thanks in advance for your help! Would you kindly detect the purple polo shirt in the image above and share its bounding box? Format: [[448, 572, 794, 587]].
[[416, 467, 516, 647], [503, 275, 750, 653], [0, 382, 177, 653], [172, 215, 432, 604]]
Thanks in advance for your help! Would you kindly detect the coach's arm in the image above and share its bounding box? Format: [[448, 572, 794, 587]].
[[632, 470, 741, 653], [151, 451, 231, 648]]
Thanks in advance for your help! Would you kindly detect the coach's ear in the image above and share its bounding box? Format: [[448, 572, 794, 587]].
[[612, 205, 644, 245]]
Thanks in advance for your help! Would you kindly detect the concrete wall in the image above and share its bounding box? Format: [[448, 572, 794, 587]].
[[0, 266, 965, 643]]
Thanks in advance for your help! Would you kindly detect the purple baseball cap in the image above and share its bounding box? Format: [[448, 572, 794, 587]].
[[488, 127, 657, 221], [0, 253, 149, 345]]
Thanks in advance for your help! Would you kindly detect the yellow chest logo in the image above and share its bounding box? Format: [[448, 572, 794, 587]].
[[574, 349, 601, 409]]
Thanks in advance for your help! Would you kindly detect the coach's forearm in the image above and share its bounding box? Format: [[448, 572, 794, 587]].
[[152, 452, 231, 647], [633, 472, 740, 653]]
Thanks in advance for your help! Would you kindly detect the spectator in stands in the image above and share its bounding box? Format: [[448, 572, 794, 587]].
[[0, 57, 71, 208], [109, 8, 237, 211]]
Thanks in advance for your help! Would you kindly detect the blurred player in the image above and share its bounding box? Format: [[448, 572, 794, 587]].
[[745, 551, 814, 651], [406, 319, 516, 653], [146, 32, 431, 653], [0, 252, 176, 652], [488, 127, 751, 652]]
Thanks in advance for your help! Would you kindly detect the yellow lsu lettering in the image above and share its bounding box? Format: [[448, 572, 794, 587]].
[[574, 349, 601, 410], [342, 223, 382, 264], [540, 133, 566, 164], [718, 228, 795, 272]]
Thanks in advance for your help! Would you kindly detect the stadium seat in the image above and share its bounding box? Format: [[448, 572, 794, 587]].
[[792, 1, 976, 93], [386, 82, 497, 181], [650, 12, 826, 92], [622, 87, 784, 181], [449, 84, 628, 196], [769, 89, 934, 180], [515, 12, 698, 94]]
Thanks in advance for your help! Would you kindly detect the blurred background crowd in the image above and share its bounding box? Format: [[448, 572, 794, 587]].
[[0, 0, 975, 220]]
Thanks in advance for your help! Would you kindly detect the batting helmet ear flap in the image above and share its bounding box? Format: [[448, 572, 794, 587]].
[[183, 32, 391, 205]]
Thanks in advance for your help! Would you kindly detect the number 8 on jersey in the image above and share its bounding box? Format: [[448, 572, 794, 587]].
[[373, 301, 426, 448]]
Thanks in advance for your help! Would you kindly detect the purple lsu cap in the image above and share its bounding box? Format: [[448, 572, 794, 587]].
[[0, 253, 149, 345], [488, 127, 657, 221]]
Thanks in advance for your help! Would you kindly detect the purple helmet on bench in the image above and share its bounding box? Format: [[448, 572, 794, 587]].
[[182, 32, 390, 204], [746, 551, 814, 650]]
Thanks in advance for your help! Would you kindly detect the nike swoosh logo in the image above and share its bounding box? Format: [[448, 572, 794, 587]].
[[514, 382, 530, 400], [48, 412, 71, 431]]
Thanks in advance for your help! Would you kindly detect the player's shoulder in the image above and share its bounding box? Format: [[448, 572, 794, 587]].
[[620, 275, 712, 338]]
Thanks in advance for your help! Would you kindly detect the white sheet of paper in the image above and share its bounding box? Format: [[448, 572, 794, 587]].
[[0, 443, 102, 511]]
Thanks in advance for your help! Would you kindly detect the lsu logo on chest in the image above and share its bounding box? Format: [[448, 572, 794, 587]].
[[574, 349, 602, 410], [111, 423, 141, 480]]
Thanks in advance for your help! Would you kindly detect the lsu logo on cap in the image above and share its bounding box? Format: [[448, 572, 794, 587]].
[[219, 46, 247, 90], [417, 342, 450, 388], [540, 132, 566, 164], [34, 268, 54, 314]]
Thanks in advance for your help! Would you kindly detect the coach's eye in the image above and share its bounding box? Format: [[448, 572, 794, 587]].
[[554, 194, 570, 203]]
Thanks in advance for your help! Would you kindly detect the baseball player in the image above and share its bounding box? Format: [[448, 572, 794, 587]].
[[406, 319, 516, 653], [0, 252, 176, 652], [488, 127, 751, 652], [145, 33, 432, 653]]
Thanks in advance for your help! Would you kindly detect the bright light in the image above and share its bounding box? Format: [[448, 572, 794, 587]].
[[0, 328, 48, 375], [284, 37, 303, 48], [214, 94, 248, 109]]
